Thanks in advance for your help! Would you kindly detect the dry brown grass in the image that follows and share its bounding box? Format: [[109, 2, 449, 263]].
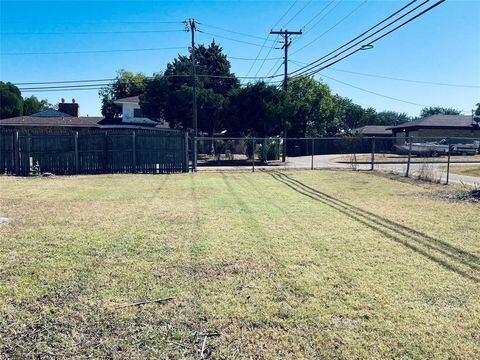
[[1, 171, 479, 358]]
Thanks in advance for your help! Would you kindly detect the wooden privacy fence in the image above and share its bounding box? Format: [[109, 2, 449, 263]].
[[0, 128, 188, 175]]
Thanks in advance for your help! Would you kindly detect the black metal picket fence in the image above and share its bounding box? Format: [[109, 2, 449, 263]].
[[0, 128, 188, 175]]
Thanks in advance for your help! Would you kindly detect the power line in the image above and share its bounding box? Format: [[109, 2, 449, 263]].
[[319, 73, 429, 107], [290, 0, 433, 77], [288, 0, 341, 52], [245, 0, 298, 77], [197, 30, 267, 47], [253, 35, 281, 77], [283, 0, 314, 28], [298, 0, 337, 33], [228, 55, 282, 61], [18, 83, 112, 90], [1, 29, 185, 35], [2, 46, 186, 55], [2, 20, 183, 24], [20, 87, 106, 93], [198, 23, 276, 42], [326, 68, 480, 88], [14, 79, 115, 86], [268, 1, 341, 74], [15, 73, 285, 90], [289, 0, 419, 76], [292, 0, 369, 55], [297, 0, 446, 79]]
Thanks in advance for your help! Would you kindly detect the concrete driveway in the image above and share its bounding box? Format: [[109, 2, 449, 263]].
[[287, 154, 480, 186], [197, 153, 480, 186]]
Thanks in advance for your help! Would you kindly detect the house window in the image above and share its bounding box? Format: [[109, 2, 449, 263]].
[[133, 108, 145, 118]]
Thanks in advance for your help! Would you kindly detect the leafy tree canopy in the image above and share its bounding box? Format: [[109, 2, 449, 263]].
[[99, 70, 147, 118], [0, 81, 23, 119], [141, 41, 238, 133], [286, 77, 337, 137], [23, 96, 50, 116], [420, 106, 462, 117], [0, 82, 51, 119], [226, 82, 286, 137]]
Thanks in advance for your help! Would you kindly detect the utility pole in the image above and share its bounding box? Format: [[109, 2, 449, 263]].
[[188, 18, 198, 171], [270, 29, 302, 162]]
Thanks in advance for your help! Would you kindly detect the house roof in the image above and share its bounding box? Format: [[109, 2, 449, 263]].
[[0, 116, 104, 127], [388, 114, 477, 131], [351, 125, 392, 136], [30, 109, 74, 118], [114, 95, 140, 104], [0, 115, 169, 129]]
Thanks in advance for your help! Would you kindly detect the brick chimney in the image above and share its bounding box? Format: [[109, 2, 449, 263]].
[[58, 98, 80, 117]]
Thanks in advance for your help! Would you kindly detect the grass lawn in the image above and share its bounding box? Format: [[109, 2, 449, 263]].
[[1, 170, 479, 358], [447, 166, 480, 177]]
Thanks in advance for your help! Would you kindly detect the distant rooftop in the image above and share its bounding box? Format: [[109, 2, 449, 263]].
[[388, 114, 477, 130], [30, 109, 73, 118], [351, 125, 392, 136], [114, 95, 140, 104]]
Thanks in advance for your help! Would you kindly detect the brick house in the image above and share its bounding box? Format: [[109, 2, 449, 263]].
[[388, 114, 480, 143]]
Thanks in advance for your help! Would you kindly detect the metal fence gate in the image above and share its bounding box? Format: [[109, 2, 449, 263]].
[[0, 128, 188, 175]]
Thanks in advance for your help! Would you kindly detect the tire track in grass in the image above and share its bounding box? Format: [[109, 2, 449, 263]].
[[268, 171, 480, 283]]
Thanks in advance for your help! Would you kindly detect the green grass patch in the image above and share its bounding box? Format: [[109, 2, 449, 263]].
[[1, 171, 479, 358]]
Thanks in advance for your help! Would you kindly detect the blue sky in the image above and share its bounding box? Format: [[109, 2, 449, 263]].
[[1, 0, 479, 117]]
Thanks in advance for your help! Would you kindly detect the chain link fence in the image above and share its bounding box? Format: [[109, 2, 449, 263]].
[[194, 136, 480, 184]]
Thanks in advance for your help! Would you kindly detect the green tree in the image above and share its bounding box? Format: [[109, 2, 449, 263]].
[[286, 77, 337, 137], [0, 81, 23, 119], [334, 96, 365, 132], [99, 70, 147, 118], [420, 106, 462, 117], [141, 41, 239, 133], [23, 96, 50, 115], [376, 111, 409, 125], [475, 102, 480, 116], [227, 82, 285, 138]]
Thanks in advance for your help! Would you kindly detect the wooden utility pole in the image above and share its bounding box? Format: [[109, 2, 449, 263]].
[[189, 18, 198, 171], [270, 29, 302, 162]]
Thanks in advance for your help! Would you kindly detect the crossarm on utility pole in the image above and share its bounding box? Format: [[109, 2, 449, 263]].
[[269, 29, 302, 162]]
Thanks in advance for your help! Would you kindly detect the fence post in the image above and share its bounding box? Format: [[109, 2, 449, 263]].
[[26, 131, 31, 176], [282, 137, 287, 162], [74, 131, 79, 174], [370, 136, 376, 171], [132, 130, 137, 173], [311, 138, 314, 170], [252, 138, 255, 172], [405, 136, 412, 177], [103, 131, 108, 173], [446, 142, 451, 185], [14, 130, 20, 176], [184, 132, 189, 173], [0, 130, 3, 174]]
